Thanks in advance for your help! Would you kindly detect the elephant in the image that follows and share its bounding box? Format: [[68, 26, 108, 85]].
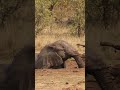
[[35, 40, 85, 69], [3, 45, 35, 90], [110, 64, 120, 88], [86, 48, 119, 90]]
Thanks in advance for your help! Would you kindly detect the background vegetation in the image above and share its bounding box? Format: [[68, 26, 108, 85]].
[[35, 0, 85, 53]]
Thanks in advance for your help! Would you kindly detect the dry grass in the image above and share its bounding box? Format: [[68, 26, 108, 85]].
[[35, 26, 85, 54]]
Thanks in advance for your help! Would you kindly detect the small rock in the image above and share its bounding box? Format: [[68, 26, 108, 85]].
[[65, 82, 69, 84]]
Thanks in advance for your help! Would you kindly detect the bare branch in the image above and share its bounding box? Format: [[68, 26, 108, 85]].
[[100, 42, 120, 50]]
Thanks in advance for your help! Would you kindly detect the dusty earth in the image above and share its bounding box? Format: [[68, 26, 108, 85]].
[[35, 60, 85, 90]]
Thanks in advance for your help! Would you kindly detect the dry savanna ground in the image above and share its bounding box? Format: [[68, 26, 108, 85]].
[[35, 27, 85, 90], [35, 61, 85, 90]]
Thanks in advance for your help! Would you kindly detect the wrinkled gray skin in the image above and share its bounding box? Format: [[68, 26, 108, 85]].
[[35, 40, 85, 69], [86, 49, 119, 90], [3, 46, 35, 90], [111, 64, 120, 88]]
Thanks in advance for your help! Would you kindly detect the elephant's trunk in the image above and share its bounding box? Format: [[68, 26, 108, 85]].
[[73, 55, 85, 68], [92, 68, 118, 90]]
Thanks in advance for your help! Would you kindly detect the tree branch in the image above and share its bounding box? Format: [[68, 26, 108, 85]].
[[100, 42, 120, 50]]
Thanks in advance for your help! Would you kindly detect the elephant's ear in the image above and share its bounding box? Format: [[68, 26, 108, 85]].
[[48, 52, 63, 67], [36, 52, 63, 69]]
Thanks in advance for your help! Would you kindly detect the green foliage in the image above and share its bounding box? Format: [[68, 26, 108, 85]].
[[71, 0, 85, 35], [35, 0, 85, 36], [35, 0, 51, 36]]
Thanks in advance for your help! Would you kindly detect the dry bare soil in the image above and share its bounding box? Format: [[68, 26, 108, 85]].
[[35, 60, 85, 90]]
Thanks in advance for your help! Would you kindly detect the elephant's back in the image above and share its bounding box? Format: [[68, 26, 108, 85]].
[[53, 40, 79, 56]]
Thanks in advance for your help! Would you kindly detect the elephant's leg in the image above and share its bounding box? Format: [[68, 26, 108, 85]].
[[67, 49, 85, 68], [73, 55, 85, 68]]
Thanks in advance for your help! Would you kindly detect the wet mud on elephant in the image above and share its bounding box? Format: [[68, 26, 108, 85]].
[[1, 46, 35, 90], [35, 40, 85, 69]]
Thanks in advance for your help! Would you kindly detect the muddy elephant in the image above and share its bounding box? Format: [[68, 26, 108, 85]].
[[86, 49, 119, 90], [3, 45, 35, 90], [35, 40, 85, 69]]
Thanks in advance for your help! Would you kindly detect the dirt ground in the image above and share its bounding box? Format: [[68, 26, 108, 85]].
[[35, 60, 85, 90]]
